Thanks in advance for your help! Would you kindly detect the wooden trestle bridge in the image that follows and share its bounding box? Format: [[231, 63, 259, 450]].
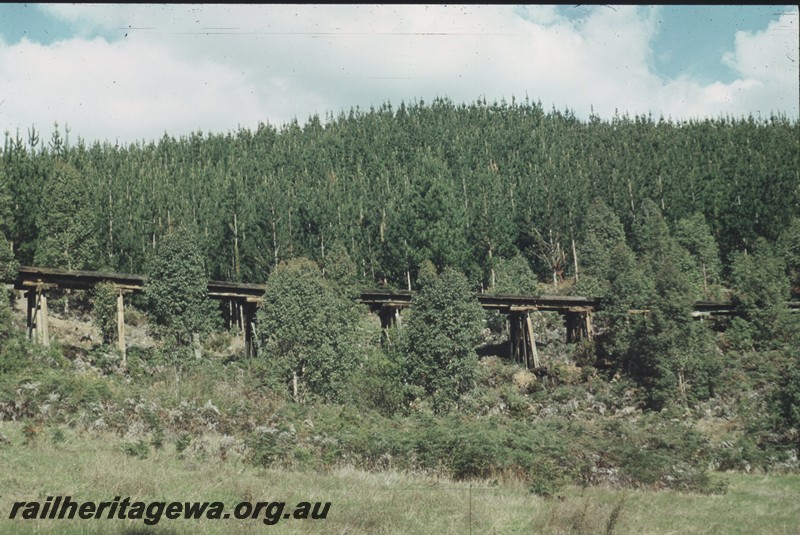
[[9, 266, 798, 369], [360, 289, 599, 368]]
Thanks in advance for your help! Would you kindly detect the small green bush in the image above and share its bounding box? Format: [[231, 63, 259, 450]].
[[449, 426, 509, 480], [151, 428, 165, 450], [725, 317, 755, 351], [246, 426, 295, 468], [256, 258, 368, 403], [122, 440, 150, 459], [0, 337, 31, 375], [175, 433, 192, 454], [50, 427, 66, 444], [402, 267, 484, 413], [528, 457, 569, 497], [344, 348, 405, 415], [91, 283, 118, 345], [39, 373, 113, 412]]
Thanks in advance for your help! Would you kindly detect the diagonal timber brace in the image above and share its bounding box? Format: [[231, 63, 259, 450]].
[[508, 311, 540, 369]]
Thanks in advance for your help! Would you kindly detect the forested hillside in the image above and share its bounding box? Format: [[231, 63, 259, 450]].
[[2, 98, 797, 295], [2, 99, 800, 520]]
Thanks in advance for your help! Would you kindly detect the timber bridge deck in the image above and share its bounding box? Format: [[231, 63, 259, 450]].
[[9, 266, 798, 369]]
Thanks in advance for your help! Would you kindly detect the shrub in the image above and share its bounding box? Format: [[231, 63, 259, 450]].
[[731, 239, 793, 350], [145, 226, 218, 347], [528, 457, 570, 498], [175, 433, 192, 454], [256, 258, 369, 403], [151, 428, 165, 450], [344, 347, 405, 415], [724, 317, 756, 351], [0, 337, 32, 375], [50, 427, 66, 444], [91, 282, 118, 345], [774, 352, 800, 446], [492, 254, 539, 295], [401, 267, 484, 413], [22, 422, 41, 445], [246, 426, 295, 468], [122, 440, 150, 459], [0, 231, 17, 341]]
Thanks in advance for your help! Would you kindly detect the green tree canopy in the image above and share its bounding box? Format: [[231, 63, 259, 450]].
[[633, 256, 719, 409], [91, 282, 118, 345], [777, 217, 800, 298], [33, 160, 98, 270], [401, 267, 484, 413], [608, 200, 721, 408], [674, 212, 723, 299], [575, 198, 629, 298], [0, 161, 13, 243], [0, 225, 16, 284], [145, 226, 217, 347], [0, 166, 19, 338], [491, 254, 539, 295], [256, 257, 365, 402], [321, 240, 359, 294], [0, 229, 15, 339], [730, 238, 793, 350]]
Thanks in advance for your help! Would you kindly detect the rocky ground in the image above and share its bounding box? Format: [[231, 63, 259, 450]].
[[11, 289, 156, 350]]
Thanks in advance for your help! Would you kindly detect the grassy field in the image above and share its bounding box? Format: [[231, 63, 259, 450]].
[[1, 421, 798, 535]]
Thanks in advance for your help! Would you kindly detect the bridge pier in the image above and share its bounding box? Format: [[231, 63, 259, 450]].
[[25, 285, 53, 347], [508, 309, 539, 369], [377, 305, 403, 330], [242, 302, 258, 358], [564, 307, 593, 343], [375, 304, 404, 345], [25, 289, 35, 341], [220, 300, 258, 357], [116, 288, 132, 364]]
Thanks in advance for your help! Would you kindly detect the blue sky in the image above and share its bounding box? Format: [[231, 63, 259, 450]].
[[642, 5, 793, 84], [0, 4, 797, 145], [547, 5, 795, 84]]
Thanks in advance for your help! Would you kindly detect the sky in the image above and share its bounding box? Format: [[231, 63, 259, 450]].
[[0, 4, 797, 146]]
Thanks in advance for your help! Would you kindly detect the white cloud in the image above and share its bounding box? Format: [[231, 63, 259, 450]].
[[0, 5, 796, 145], [0, 35, 266, 144], [724, 10, 798, 82], [718, 10, 799, 116], [649, 9, 798, 121]]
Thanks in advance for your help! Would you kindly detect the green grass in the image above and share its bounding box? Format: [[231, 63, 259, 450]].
[[1, 421, 798, 535]]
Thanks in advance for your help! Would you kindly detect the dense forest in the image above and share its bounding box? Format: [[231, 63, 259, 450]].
[[1, 98, 800, 507], [1, 97, 798, 296]]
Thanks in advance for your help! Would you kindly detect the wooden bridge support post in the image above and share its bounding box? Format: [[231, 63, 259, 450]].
[[378, 306, 398, 330], [24, 284, 57, 347], [519, 314, 527, 367], [584, 310, 593, 341], [116, 289, 127, 365], [41, 292, 50, 347], [227, 302, 246, 352], [509, 313, 518, 365], [526, 314, 540, 368], [508, 311, 539, 369], [25, 287, 51, 347], [26, 290, 36, 341], [565, 308, 593, 343], [377, 305, 403, 345], [243, 302, 258, 358], [565, 312, 577, 343]]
